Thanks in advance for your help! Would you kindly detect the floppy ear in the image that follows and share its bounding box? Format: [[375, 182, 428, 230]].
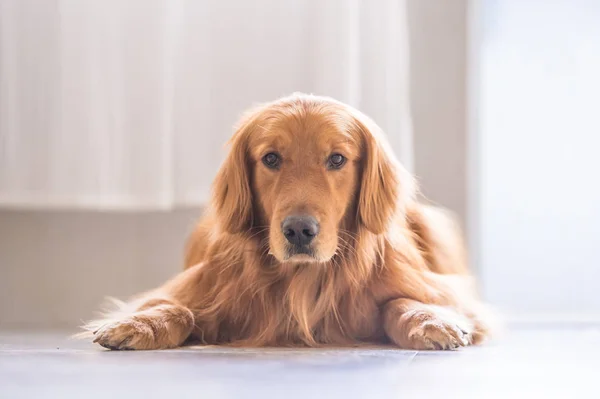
[[352, 111, 415, 234], [212, 112, 258, 234]]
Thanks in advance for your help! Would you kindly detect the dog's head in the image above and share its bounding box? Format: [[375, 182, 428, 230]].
[[212, 94, 414, 264]]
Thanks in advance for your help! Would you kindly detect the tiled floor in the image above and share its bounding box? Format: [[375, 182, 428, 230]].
[[1, 326, 599, 398]]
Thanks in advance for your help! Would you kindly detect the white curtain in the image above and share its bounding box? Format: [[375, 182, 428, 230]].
[[0, 0, 412, 210]]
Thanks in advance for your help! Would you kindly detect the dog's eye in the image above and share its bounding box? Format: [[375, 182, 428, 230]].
[[327, 153, 346, 169], [262, 152, 281, 169]]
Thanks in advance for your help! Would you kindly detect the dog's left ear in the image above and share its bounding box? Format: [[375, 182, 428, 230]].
[[212, 111, 259, 234], [351, 111, 415, 235]]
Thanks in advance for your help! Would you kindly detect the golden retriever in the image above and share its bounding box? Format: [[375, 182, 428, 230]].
[[82, 93, 494, 350]]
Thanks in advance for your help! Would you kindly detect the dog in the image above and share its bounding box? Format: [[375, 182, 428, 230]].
[[82, 93, 494, 350]]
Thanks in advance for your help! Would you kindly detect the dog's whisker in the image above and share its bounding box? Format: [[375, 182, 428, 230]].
[[245, 227, 270, 242]]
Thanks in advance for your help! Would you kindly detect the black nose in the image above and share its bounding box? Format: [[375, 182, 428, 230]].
[[282, 215, 319, 247]]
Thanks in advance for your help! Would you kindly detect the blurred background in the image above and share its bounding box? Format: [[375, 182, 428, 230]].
[[0, 0, 599, 330]]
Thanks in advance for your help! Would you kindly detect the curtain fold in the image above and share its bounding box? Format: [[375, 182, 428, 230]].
[[0, 0, 413, 210]]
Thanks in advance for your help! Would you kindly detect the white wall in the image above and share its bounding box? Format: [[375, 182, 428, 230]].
[[0, 210, 200, 328], [477, 0, 600, 318]]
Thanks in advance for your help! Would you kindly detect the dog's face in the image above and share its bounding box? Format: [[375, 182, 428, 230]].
[[213, 95, 409, 264], [250, 111, 361, 263]]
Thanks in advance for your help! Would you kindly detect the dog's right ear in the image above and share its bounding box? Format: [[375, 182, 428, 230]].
[[212, 109, 261, 234]]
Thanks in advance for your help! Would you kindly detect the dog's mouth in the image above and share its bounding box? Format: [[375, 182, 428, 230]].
[[283, 245, 328, 263], [283, 245, 321, 263], [282, 244, 338, 264]]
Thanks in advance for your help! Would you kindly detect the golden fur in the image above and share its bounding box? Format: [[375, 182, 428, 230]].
[[82, 93, 494, 350]]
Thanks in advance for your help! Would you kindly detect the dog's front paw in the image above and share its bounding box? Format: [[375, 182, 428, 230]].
[[405, 315, 471, 350], [82, 300, 194, 351], [385, 304, 474, 350], [93, 318, 158, 350]]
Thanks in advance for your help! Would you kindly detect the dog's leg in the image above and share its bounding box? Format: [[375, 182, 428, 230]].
[[383, 298, 474, 350], [82, 264, 208, 350]]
